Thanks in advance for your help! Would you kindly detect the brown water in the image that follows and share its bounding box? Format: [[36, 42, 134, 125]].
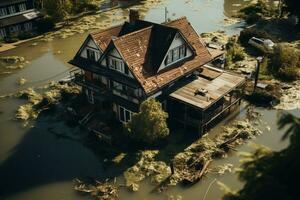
[[0, 0, 296, 200]]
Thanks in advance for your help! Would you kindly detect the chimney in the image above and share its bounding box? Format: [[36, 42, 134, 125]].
[[129, 9, 139, 23]]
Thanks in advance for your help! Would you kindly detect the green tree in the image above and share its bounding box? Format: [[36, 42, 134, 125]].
[[44, 0, 72, 21], [269, 44, 300, 81], [223, 112, 300, 200], [126, 98, 169, 144]]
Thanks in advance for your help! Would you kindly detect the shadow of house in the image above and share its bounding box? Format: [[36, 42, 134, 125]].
[[0, 109, 124, 198]]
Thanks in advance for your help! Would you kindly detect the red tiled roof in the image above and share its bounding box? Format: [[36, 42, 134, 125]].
[[90, 25, 122, 50], [85, 17, 218, 94], [112, 17, 214, 94]]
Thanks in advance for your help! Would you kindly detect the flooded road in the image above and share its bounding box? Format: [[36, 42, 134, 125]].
[[0, 0, 295, 200]]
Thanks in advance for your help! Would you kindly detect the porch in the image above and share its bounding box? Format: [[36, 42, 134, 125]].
[[168, 67, 246, 134]]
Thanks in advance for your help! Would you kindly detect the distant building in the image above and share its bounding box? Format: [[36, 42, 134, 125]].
[[0, 0, 43, 39], [69, 10, 245, 134]]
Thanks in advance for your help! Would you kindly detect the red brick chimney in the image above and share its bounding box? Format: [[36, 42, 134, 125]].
[[129, 9, 139, 23]]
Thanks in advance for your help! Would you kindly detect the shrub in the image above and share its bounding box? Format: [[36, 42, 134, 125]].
[[126, 98, 169, 144], [36, 17, 55, 33], [4, 36, 19, 43], [18, 32, 34, 40], [71, 0, 98, 14], [44, 0, 72, 21], [239, 0, 277, 24], [225, 39, 245, 66], [269, 44, 300, 81]]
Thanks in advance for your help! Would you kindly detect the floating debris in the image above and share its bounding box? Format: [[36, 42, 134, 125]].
[[17, 77, 27, 86], [15, 82, 81, 123], [123, 150, 171, 191], [74, 179, 119, 200]]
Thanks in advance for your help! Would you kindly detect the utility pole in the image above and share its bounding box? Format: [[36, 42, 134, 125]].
[[253, 56, 263, 93], [165, 7, 168, 23]]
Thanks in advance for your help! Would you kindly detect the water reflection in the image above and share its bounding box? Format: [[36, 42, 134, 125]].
[[0, 0, 289, 200]]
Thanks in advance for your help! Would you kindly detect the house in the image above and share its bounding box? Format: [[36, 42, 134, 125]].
[[69, 10, 245, 134], [0, 0, 43, 39]]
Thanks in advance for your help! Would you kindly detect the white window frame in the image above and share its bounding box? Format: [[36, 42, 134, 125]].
[[86, 48, 96, 61], [0, 8, 7, 17], [18, 3, 26, 12], [24, 22, 32, 31], [0, 28, 6, 39], [8, 6, 16, 14], [9, 25, 20, 34], [118, 105, 133, 123], [85, 89, 94, 104], [165, 44, 187, 66], [108, 56, 124, 73]]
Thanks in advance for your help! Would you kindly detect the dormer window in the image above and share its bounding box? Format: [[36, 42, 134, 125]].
[[165, 44, 187, 66], [108, 56, 125, 73], [87, 49, 96, 61]]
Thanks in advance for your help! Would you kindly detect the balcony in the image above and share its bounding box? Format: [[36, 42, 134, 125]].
[[72, 72, 108, 94]]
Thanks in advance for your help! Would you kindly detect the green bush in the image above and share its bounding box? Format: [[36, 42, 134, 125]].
[[225, 39, 245, 66], [126, 98, 169, 144], [239, 0, 277, 24], [269, 44, 300, 81], [4, 36, 19, 43], [18, 32, 34, 40], [71, 0, 98, 14]]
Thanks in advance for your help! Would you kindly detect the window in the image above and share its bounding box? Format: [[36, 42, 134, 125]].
[[85, 89, 94, 104], [108, 56, 124, 73], [113, 81, 139, 97], [8, 6, 16, 14], [9, 25, 20, 34], [165, 44, 187, 65], [87, 49, 96, 61], [118, 106, 133, 123], [0, 28, 6, 39], [92, 73, 107, 85], [0, 8, 7, 16], [24, 22, 32, 31], [18, 3, 26, 12]]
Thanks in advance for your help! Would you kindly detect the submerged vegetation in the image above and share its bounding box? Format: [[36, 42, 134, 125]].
[[15, 82, 81, 122]]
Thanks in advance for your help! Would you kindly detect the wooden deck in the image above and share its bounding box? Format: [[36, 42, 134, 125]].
[[169, 67, 246, 111]]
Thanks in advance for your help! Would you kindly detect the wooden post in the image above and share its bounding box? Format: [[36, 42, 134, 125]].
[[253, 57, 263, 93], [184, 104, 187, 129], [170, 160, 174, 175]]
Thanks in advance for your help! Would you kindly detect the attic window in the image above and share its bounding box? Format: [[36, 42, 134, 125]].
[[165, 44, 187, 66], [87, 49, 96, 61]]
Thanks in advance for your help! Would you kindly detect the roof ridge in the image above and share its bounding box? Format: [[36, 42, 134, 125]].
[[90, 23, 123, 36], [112, 25, 153, 41], [163, 16, 188, 25]]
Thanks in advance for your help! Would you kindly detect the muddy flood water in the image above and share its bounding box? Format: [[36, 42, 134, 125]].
[[0, 0, 298, 200]]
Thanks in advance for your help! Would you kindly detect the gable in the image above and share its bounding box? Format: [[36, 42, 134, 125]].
[[76, 35, 102, 61], [158, 32, 193, 72], [100, 44, 134, 78], [100, 45, 122, 66]]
